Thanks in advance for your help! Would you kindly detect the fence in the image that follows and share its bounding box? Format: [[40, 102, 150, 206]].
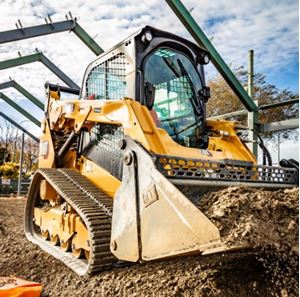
[[0, 178, 30, 196]]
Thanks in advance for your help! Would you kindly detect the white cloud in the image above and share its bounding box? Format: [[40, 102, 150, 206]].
[[0, 0, 298, 139]]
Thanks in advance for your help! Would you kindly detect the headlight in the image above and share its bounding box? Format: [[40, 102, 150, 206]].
[[40, 141, 49, 156]]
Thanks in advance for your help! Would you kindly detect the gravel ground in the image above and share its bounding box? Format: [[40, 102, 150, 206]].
[[0, 187, 298, 297]]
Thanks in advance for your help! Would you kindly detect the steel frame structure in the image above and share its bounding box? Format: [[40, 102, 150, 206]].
[[0, 80, 44, 110], [0, 4, 298, 158], [207, 99, 299, 133], [0, 111, 38, 142], [166, 0, 258, 112], [0, 92, 40, 127], [0, 18, 104, 55], [0, 16, 104, 138], [0, 52, 80, 90], [165, 0, 298, 158]]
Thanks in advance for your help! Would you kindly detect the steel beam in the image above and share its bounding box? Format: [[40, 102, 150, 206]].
[[0, 111, 39, 142], [259, 119, 299, 133], [13, 81, 44, 110], [39, 54, 79, 89], [0, 80, 44, 110], [0, 92, 40, 127], [0, 81, 13, 89], [165, 0, 258, 112], [208, 99, 299, 120], [73, 23, 104, 55], [208, 109, 246, 120], [259, 99, 299, 110], [0, 52, 79, 89], [0, 20, 103, 56], [0, 52, 41, 69], [0, 20, 75, 44]]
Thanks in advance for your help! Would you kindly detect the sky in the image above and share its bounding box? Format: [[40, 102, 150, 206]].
[[0, 0, 298, 161]]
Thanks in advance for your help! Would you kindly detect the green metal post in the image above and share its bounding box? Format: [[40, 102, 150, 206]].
[[247, 50, 258, 158], [165, 0, 258, 112], [0, 92, 41, 127], [73, 23, 104, 56], [13, 81, 44, 110]]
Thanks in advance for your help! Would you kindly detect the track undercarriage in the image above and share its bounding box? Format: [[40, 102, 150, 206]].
[[25, 168, 117, 275]]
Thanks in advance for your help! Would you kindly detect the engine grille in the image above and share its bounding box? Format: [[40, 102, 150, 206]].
[[80, 124, 124, 180], [155, 155, 298, 185]]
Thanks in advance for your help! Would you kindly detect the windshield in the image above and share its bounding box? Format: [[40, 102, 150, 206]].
[[144, 47, 204, 147]]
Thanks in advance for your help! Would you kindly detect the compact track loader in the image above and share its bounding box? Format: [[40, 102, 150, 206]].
[[25, 26, 298, 275]]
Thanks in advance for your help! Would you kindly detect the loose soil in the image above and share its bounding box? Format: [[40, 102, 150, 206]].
[[0, 187, 298, 297]]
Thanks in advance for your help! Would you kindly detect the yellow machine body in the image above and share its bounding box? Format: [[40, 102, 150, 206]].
[[40, 98, 256, 171], [35, 94, 254, 262]]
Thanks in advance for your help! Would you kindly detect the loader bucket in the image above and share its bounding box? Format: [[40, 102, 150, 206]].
[[110, 137, 298, 262], [110, 139, 221, 262]]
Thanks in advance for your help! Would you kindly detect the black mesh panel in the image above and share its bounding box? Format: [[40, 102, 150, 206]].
[[81, 124, 124, 180]]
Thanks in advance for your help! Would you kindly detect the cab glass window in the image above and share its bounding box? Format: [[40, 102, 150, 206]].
[[144, 47, 203, 146]]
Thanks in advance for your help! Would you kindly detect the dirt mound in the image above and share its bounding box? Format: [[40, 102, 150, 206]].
[[200, 187, 299, 296], [200, 187, 298, 247], [0, 187, 298, 297]]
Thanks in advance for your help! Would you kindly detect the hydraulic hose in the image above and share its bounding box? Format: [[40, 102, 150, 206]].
[[236, 125, 272, 166]]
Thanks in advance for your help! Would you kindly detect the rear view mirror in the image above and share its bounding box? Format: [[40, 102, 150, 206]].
[[144, 81, 156, 109]]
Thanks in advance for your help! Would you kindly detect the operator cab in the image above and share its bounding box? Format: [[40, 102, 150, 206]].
[[82, 26, 211, 149]]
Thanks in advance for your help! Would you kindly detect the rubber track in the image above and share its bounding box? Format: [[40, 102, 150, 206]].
[[24, 168, 117, 275]]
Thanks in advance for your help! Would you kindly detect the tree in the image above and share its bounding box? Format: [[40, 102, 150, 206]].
[[0, 119, 19, 154], [23, 138, 39, 173], [206, 67, 299, 124], [0, 118, 39, 176]]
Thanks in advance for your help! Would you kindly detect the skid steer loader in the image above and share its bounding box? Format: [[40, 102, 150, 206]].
[[24, 26, 298, 275]]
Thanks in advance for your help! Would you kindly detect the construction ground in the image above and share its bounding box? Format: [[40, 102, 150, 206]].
[[0, 186, 298, 297]]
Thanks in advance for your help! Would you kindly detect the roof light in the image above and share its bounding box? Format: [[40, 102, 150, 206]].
[[141, 31, 153, 43], [198, 52, 211, 65]]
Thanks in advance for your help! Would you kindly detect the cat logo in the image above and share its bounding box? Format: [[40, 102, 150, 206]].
[[200, 149, 212, 157]]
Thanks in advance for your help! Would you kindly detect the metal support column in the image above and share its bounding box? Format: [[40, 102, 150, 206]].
[[247, 50, 258, 158], [17, 132, 25, 197], [165, 0, 258, 112]]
